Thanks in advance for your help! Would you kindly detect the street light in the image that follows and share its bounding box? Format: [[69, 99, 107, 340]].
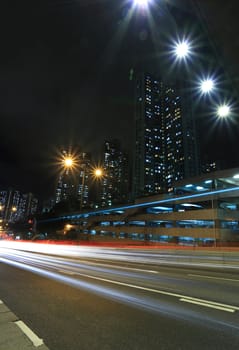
[[64, 157, 74, 168], [217, 104, 231, 118], [79, 167, 104, 212], [131, 4, 236, 247], [0, 205, 3, 231], [62, 154, 77, 172], [79, 165, 86, 212], [94, 168, 104, 178], [174, 39, 191, 60], [133, 0, 151, 8], [133, 0, 235, 117], [200, 78, 215, 94]]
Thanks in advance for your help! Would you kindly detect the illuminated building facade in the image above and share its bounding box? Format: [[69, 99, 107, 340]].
[[77, 152, 92, 209], [55, 150, 92, 209], [55, 150, 78, 204], [0, 189, 38, 224], [100, 140, 130, 207], [133, 73, 200, 198]]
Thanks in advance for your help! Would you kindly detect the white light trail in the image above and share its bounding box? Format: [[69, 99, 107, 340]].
[[1, 242, 239, 336], [1, 241, 239, 270]]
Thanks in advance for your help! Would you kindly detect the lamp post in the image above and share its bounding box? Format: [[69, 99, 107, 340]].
[[217, 104, 231, 118], [94, 168, 103, 178], [133, 0, 233, 118], [6, 205, 18, 224], [90, 167, 105, 209], [62, 153, 87, 212], [62, 154, 76, 173], [130, 0, 235, 247], [58, 153, 79, 204], [59, 152, 105, 212], [0, 205, 4, 231], [79, 167, 105, 212], [79, 164, 86, 212]]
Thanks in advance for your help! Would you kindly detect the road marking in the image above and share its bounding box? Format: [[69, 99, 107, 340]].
[[188, 274, 239, 282], [58, 269, 75, 275], [179, 295, 239, 310], [119, 266, 158, 274], [79, 259, 158, 274], [0, 300, 3, 304], [180, 298, 235, 313], [66, 270, 239, 313], [15, 320, 44, 347]]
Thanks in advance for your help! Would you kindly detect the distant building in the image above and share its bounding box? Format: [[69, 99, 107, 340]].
[[201, 161, 218, 174], [18, 192, 38, 222], [41, 197, 55, 214], [55, 150, 78, 204], [77, 152, 92, 209], [0, 189, 38, 224], [132, 73, 200, 199], [201, 159, 228, 174], [55, 150, 92, 209], [100, 140, 130, 207]]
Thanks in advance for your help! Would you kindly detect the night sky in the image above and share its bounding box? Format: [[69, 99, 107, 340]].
[[1, 0, 239, 199]]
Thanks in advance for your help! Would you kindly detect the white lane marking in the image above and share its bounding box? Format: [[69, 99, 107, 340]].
[[62, 270, 239, 312], [179, 295, 239, 310], [58, 269, 75, 275], [0, 300, 3, 304], [180, 298, 235, 313], [77, 259, 158, 274], [86, 260, 158, 274], [15, 320, 44, 347], [188, 274, 239, 283], [58, 265, 157, 276], [122, 267, 158, 274]]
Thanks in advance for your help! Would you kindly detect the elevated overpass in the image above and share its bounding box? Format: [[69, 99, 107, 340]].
[[40, 168, 239, 245]]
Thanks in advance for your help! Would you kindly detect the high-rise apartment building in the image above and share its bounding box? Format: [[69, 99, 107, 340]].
[[55, 150, 92, 209], [100, 140, 130, 207], [132, 73, 200, 198], [77, 152, 92, 209], [0, 189, 38, 224]]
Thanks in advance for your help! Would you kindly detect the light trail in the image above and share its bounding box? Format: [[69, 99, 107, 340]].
[[1, 241, 239, 270], [0, 248, 157, 282], [1, 255, 190, 321], [1, 241, 239, 334]]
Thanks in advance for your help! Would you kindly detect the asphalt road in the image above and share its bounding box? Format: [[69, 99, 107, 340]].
[[0, 243, 239, 350]]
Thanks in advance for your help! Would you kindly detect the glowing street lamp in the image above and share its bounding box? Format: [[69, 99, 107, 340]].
[[61, 154, 78, 175], [174, 40, 191, 60], [217, 104, 231, 118], [94, 168, 103, 178], [65, 224, 73, 231], [200, 78, 215, 94], [133, 0, 151, 7], [63, 156, 74, 169]]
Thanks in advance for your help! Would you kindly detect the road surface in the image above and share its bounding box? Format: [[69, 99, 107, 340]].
[[0, 242, 239, 349]]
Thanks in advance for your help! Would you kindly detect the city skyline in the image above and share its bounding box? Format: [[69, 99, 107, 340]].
[[1, 1, 239, 198]]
